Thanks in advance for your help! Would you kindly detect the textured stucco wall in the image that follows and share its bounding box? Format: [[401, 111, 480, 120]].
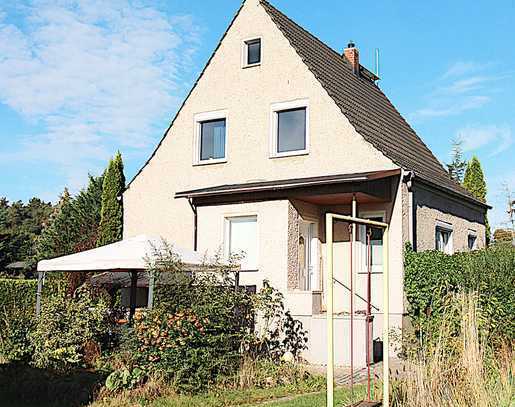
[[196, 200, 290, 292], [414, 183, 487, 252], [122, 0, 397, 244]]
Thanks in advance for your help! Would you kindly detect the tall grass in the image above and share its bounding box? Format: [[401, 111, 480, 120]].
[[393, 293, 514, 407]]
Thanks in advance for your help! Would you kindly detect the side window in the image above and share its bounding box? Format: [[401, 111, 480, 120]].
[[225, 216, 258, 271], [467, 232, 477, 250], [435, 222, 453, 254], [193, 111, 227, 165]]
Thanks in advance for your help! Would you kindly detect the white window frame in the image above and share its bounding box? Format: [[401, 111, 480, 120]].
[[467, 230, 478, 250], [435, 220, 454, 254], [241, 37, 262, 68], [193, 109, 228, 165], [358, 210, 386, 274], [224, 214, 259, 271], [269, 99, 310, 158]]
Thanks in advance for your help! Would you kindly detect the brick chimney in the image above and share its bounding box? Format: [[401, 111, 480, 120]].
[[344, 41, 359, 74]]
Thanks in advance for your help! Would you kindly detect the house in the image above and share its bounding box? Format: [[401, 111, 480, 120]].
[[123, 0, 488, 366]]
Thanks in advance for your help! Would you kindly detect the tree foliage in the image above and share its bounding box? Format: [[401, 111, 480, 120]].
[[463, 156, 490, 242], [34, 176, 104, 265], [0, 197, 52, 273], [97, 152, 125, 247], [447, 138, 467, 183]]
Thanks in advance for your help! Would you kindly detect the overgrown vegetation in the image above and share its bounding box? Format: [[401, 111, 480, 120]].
[[392, 293, 513, 407], [404, 243, 514, 347]]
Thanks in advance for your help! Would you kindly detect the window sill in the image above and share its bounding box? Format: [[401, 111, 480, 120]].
[[269, 150, 309, 159], [193, 158, 227, 166], [237, 269, 259, 272], [242, 62, 261, 69]]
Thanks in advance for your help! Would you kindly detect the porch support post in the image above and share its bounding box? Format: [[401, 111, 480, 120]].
[[129, 271, 138, 324], [325, 213, 334, 407], [36, 271, 44, 316], [383, 226, 390, 407]]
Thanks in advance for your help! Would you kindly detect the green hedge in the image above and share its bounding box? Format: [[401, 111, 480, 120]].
[[0, 277, 66, 362], [404, 244, 515, 344]]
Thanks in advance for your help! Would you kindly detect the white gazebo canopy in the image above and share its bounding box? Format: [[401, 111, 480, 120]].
[[37, 234, 225, 272]]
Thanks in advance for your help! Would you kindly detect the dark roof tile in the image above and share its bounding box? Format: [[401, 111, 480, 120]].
[[261, 0, 485, 207]]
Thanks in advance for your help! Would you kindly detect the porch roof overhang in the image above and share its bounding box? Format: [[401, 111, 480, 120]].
[[37, 234, 230, 272], [175, 169, 401, 206]]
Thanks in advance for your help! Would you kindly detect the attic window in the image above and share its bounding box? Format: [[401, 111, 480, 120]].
[[243, 38, 261, 67], [270, 99, 309, 158]]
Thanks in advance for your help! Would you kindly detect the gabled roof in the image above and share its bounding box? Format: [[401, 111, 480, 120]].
[[260, 0, 486, 208]]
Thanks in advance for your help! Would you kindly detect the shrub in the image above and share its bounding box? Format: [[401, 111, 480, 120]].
[[0, 277, 65, 362], [404, 244, 515, 347], [249, 281, 308, 360], [31, 286, 110, 372]]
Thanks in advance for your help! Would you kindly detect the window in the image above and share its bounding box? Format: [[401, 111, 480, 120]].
[[200, 119, 226, 161], [242, 38, 261, 67], [435, 222, 453, 254], [194, 110, 227, 165], [468, 232, 477, 250], [225, 216, 258, 271], [359, 213, 384, 273], [270, 99, 309, 157]]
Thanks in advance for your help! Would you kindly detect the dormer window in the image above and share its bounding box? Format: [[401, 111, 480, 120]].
[[242, 38, 261, 67]]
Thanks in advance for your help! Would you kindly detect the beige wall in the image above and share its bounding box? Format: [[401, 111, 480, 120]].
[[196, 200, 290, 292], [123, 0, 396, 244], [414, 183, 487, 252]]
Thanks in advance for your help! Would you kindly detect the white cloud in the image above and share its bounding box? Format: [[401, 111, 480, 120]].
[[441, 61, 481, 79], [457, 124, 513, 156], [411, 95, 490, 119], [410, 60, 508, 122], [0, 0, 200, 192]]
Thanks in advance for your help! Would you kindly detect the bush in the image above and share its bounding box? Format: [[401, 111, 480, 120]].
[[31, 286, 110, 372], [404, 244, 515, 346], [249, 281, 308, 361], [0, 277, 65, 362]]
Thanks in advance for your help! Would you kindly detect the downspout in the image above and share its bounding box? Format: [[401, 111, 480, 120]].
[[403, 170, 416, 250], [188, 198, 198, 251]]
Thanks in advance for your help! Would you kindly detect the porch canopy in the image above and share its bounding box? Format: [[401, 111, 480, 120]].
[[36, 235, 233, 319], [175, 169, 401, 207]]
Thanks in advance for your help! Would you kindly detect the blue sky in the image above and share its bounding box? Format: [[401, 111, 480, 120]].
[[0, 0, 514, 230]]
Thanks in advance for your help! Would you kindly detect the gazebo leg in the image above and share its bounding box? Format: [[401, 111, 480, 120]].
[[36, 271, 44, 316], [129, 271, 138, 324]]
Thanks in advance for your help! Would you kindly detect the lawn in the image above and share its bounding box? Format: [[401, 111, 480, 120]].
[[92, 384, 369, 407]]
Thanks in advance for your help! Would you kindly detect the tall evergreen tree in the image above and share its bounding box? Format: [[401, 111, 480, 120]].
[[97, 152, 125, 247], [463, 156, 490, 242], [447, 138, 467, 183]]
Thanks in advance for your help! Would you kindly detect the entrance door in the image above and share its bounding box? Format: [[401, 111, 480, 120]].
[[299, 220, 319, 291]]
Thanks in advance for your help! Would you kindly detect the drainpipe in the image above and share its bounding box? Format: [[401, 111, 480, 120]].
[[188, 198, 198, 251], [350, 194, 357, 391], [403, 170, 415, 249]]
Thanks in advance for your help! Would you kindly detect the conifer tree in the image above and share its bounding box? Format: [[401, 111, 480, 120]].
[[97, 152, 125, 247], [463, 156, 490, 242], [447, 138, 467, 183]]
